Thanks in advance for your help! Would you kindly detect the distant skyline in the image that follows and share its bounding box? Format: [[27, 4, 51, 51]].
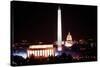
[[11, 1, 97, 42]]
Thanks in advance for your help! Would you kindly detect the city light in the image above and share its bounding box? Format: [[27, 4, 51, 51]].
[[27, 48, 54, 57], [29, 44, 53, 49], [57, 46, 62, 51], [13, 52, 27, 59], [65, 41, 73, 47]]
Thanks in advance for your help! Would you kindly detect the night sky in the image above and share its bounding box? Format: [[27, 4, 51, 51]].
[[11, 1, 97, 43]]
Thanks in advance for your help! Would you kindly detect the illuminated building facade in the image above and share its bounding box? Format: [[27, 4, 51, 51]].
[[66, 32, 72, 43], [27, 44, 55, 58], [65, 32, 73, 47]]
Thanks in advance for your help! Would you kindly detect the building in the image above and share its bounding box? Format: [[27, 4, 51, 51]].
[[27, 44, 55, 58], [66, 32, 72, 43], [65, 32, 73, 47]]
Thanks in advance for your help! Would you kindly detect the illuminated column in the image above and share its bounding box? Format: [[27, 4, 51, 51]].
[[45, 50, 48, 57], [27, 50, 30, 57], [48, 49, 50, 56], [57, 7, 62, 51], [44, 50, 46, 57], [32, 50, 35, 55], [52, 49, 54, 56], [37, 50, 40, 56], [34, 50, 36, 56], [42, 50, 43, 56], [34, 50, 37, 56], [40, 50, 42, 56], [49, 49, 52, 56], [47, 49, 49, 56], [41, 50, 43, 56], [42, 50, 45, 56], [30, 50, 32, 55], [49, 49, 51, 56]]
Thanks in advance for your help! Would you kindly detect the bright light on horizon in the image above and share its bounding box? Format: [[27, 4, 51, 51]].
[[13, 52, 27, 59]]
